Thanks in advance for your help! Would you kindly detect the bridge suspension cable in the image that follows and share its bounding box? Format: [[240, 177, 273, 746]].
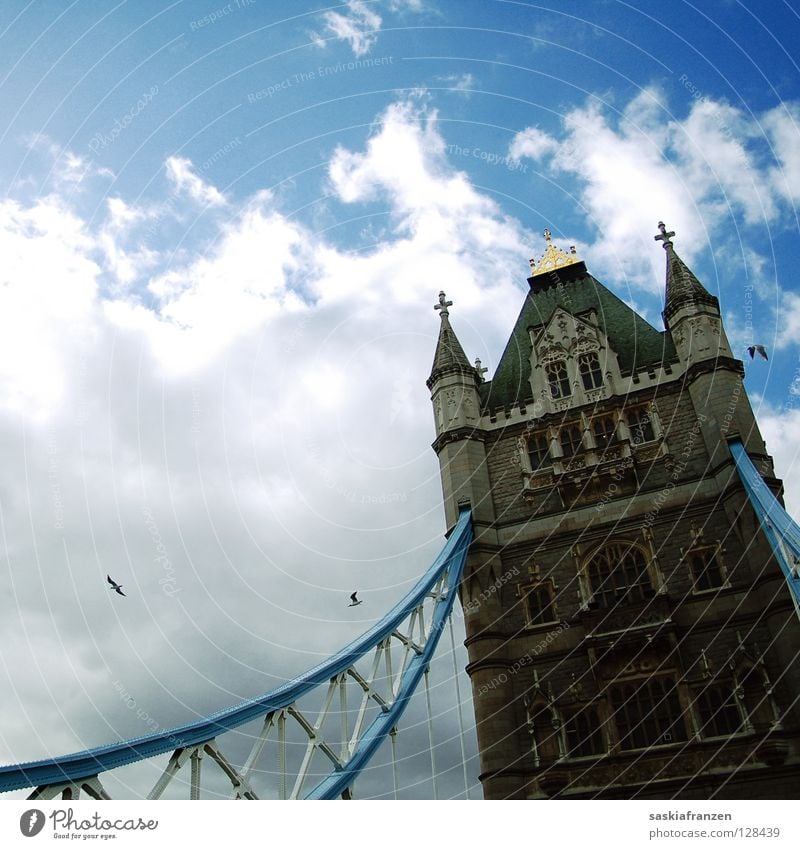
[[729, 440, 800, 620], [0, 508, 473, 801]]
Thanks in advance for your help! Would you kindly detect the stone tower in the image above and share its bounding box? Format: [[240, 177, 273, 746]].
[[427, 226, 800, 799]]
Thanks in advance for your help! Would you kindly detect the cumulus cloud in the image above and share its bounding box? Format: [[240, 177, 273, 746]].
[[509, 125, 557, 162], [763, 103, 800, 204], [776, 291, 800, 351], [509, 88, 800, 293], [1, 101, 538, 797], [166, 155, 226, 207], [318, 1, 383, 57], [755, 404, 800, 513]]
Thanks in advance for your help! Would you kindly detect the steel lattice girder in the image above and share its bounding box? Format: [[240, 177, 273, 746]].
[[0, 508, 473, 797]]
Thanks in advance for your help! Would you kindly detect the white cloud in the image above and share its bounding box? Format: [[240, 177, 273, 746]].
[[0, 106, 532, 789], [0, 196, 100, 415], [509, 125, 557, 162], [438, 73, 475, 94], [165, 155, 226, 207], [22, 132, 115, 191], [670, 97, 774, 225], [319, 1, 382, 57], [763, 103, 800, 204], [755, 404, 800, 514], [98, 198, 160, 288], [776, 291, 800, 350], [509, 89, 799, 294]]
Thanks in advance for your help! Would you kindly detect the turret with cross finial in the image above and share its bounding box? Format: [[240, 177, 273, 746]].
[[426, 286, 495, 528], [655, 217, 763, 462]]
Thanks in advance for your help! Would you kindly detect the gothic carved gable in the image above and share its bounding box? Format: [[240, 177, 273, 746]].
[[528, 307, 624, 416]]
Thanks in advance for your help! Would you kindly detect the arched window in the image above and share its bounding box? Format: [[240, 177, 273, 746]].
[[694, 683, 742, 737], [579, 353, 603, 390], [546, 361, 571, 399], [592, 415, 616, 449], [628, 406, 655, 444], [586, 542, 654, 607], [560, 425, 583, 458], [564, 706, 605, 758], [523, 581, 557, 626], [689, 547, 724, 591], [610, 677, 688, 750], [528, 431, 551, 471]]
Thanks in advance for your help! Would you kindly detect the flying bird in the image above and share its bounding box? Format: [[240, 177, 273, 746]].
[[349, 591, 363, 607], [107, 575, 126, 597], [747, 345, 768, 360]]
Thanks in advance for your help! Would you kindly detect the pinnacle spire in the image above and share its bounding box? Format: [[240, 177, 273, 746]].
[[656, 221, 719, 328], [427, 291, 479, 389]]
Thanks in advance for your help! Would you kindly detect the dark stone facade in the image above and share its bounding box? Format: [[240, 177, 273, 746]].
[[428, 235, 800, 799]]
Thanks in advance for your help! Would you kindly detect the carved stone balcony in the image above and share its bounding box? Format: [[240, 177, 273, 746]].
[[630, 437, 667, 466]]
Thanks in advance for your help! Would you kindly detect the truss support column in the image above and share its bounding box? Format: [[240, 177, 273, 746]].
[[339, 675, 348, 762], [448, 614, 470, 800], [390, 727, 399, 800], [190, 748, 203, 800], [278, 711, 287, 801], [424, 667, 438, 800]]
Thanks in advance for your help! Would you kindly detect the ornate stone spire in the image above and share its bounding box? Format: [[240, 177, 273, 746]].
[[427, 291, 478, 389], [656, 221, 719, 328]]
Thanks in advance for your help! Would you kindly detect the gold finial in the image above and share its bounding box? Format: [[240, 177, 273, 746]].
[[530, 230, 582, 277], [654, 220, 675, 249]]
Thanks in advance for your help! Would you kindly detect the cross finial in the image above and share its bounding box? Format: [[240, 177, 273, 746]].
[[434, 290, 453, 319], [654, 220, 675, 249], [474, 357, 488, 381], [543, 228, 552, 243]]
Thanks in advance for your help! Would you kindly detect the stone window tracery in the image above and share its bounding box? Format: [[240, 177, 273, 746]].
[[560, 424, 583, 459], [546, 360, 571, 399], [586, 542, 654, 608], [628, 407, 655, 445], [689, 546, 725, 592], [694, 683, 743, 737], [527, 431, 551, 471], [579, 352, 603, 390], [610, 677, 688, 750], [564, 706, 605, 758], [523, 581, 558, 627], [592, 415, 617, 450]]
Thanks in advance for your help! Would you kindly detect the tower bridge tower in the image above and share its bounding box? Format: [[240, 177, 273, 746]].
[[427, 226, 800, 799]]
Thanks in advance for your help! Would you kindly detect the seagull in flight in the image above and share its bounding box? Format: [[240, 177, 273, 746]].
[[107, 575, 126, 597], [349, 591, 363, 607]]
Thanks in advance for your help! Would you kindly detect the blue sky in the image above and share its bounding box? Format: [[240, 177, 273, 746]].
[[1, 0, 800, 799]]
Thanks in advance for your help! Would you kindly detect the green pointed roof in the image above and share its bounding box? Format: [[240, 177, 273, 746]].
[[479, 265, 678, 411]]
